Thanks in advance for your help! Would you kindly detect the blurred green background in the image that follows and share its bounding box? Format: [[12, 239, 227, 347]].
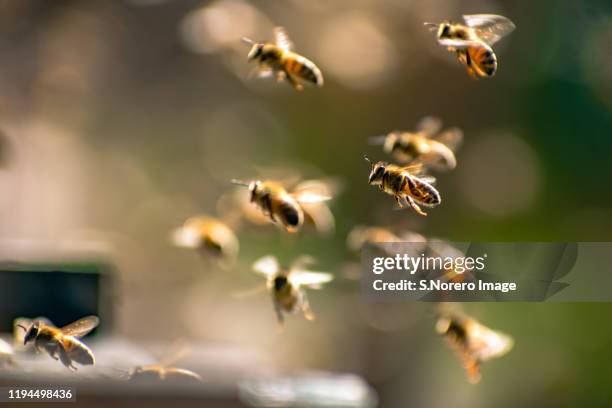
[[0, 0, 611, 406]]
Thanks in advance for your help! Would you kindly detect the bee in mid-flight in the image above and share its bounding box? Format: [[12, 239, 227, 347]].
[[436, 306, 513, 384], [127, 341, 201, 384], [230, 179, 331, 233], [172, 215, 239, 265], [241, 27, 323, 91], [0, 339, 16, 367], [252, 255, 333, 326], [365, 157, 441, 216], [425, 14, 515, 79], [347, 225, 427, 254], [370, 116, 463, 170], [17, 316, 99, 370]]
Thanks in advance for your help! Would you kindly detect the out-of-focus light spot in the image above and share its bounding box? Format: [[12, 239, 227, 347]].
[[180, 0, 262, 54], [459, 132, 541, 217], [582, 20, 612, 110], [316, 13, 398, 90]]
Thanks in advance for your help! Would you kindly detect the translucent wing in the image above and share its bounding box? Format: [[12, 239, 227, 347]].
[[417, 175, 437, 185], [434, 127, 463, 151], [253, 255, 280, 277], [437, 38, 483, 49], [159, 339, 189, 367], [292, 190, 331, 204], [171, 226, 201, 249], [302, 202, 335, 235], [468, 321, 514, 362], [399, 162, 424, 175], [290, 270, 333, 289], [416, 116, 442, 137], [274, 27, 294, 51], [463, 14, 516, 46], [60, 316, 99, 338]]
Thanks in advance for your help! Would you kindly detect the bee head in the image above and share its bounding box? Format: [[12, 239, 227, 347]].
[[273, 275, 288, 290], [365, 156, 387, 185], [438, 22, 452, 39], [247, 180, 262, 202], [247, 43, 264, 62], [20, 322, 38, 345]]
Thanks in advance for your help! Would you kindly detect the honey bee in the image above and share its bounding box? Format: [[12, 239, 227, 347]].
[[16, 315, 99, 370], [172, 215, 239, 264], [241, 27, 324, 91], [436, 306, 513, 384], [347, 225, 427, 254], [425, 14, 515, 79], [365, 156, 441, 216], [0, 339, 16, 367], [127, 341, 201, 384], [230, 179, 331, 233], [252, 255, 333, 326], [370, 116, 463, 170]]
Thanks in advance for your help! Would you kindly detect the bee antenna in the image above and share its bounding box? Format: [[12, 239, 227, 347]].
[[16, 324, 28, 332], [231, 179, 250, 187], [363, 155, 372, 163], [424, 22, 439, 31], [368, 135, 387, 145], [241, 37, 255, 46]]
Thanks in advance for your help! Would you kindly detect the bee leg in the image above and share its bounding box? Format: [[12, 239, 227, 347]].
[[394, 195, 404, 208], [57, 345, 77, 371], [285, 72, 304, 91], [275, 71, 286, 83], [405, 196, 427, 216], [301, 300, 315, 321], [273, 302, 285, 330]]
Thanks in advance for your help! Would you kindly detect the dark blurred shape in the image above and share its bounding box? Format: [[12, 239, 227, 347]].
[[0, 261, 114, 334], [239, 371, 378, 408]]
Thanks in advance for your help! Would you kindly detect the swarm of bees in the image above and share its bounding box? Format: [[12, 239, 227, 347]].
[[2, 13, 517, 387], [425, 14, 516, 79]]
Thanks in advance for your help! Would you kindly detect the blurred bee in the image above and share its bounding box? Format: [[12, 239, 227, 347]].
[[172, 215, 239, 265], [347, 225, 427, 254], [16, 316, 99, 370], [127, 341, 201, 384], [0, 339, 16, 367], [241, 27, 324, 91], [370, 116, 463, 170], [252, 255, 333, 326], [230, 179, 331, 233], [365, 156, 441, 216], [425, 14, 515, 79], [436, 306, 513, 384]]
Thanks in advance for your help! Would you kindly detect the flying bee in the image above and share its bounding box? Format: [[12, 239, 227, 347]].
[[365, 156, 441, 217], [436, 307, 513, 384], [425, 14, 515, 79], [172, 215, 239, 265], [230, 179, 331, 233], [0, 339, 16, 367], [347, 225, 427, 254], [370, 116, 463, 170], [16, 316, 99, 371], [241, 26, 324, 91], [127, 341, 201, 384], [252, 255, 333, 326]]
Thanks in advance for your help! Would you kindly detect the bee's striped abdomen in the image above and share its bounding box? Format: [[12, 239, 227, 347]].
[[285, 53, 323, 86], [405, 176, 441, 206], [469, 45, 497, 77]]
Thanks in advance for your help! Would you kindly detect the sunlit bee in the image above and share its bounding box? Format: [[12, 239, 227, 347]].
[[17, 316, 99, 371], [436, 309, 513, 384], [172, 215, 239, 263], [370, 116, 463, 170], [127, 341, 201, 384], [231, 179, 331, 233], [347, 225, 427, 254], [252, 255, 333, 326], [0, 339, 16, 367], [242, 27, 324, 91], [365, 156, 441, 217], [425, 14, 515, 79]]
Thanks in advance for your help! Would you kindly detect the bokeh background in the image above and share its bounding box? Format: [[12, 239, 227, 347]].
[[1, 0, 612, 406]]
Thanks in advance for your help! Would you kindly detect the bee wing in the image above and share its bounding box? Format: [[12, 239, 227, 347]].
[[171, 225, 201, 249], [417, 175, 436, 185], [159, 339, 190, 367], [468, 322, 514, 362], [274, 26, 294, 51], [292, 190, 331, 204], [462, 14, 516, 46], [368, 134, 389, 145], [434, 127, 463, 151], [302, 202, 335, 235], [60, 315, 100, 338], [437, 38, 483, 49], [253, 255, 280, 277], [416, 116, 442, 137], [290, 270, 333, 289], [399, 162, 424, 175]]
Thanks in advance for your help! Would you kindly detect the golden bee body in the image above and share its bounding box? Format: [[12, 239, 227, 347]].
[[128, 365, 202, 384], [436, 309, 513, 384], [426, 14, 515, 79], [172, 215, 239, 262], [19, 316, 99, 370], [243, 27, 323, 91], [252, 255, 333, 326], [366, 159, 441, 216]]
